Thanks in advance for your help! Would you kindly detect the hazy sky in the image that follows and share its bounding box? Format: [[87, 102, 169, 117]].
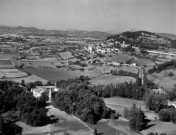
[[0, 0, 175, 34]]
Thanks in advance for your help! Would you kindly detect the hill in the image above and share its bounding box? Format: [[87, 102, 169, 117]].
[[0, 25, 111, 39], [157, 33, 176, 40], [107, 30, 176, 49]]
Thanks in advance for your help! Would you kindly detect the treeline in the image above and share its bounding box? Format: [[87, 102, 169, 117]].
[[0, 80, 49, 127], [140, 43, 159, 50], [110, 70, 140, 80], [53, 76, 116, 124], [148, 60, 176, 73]]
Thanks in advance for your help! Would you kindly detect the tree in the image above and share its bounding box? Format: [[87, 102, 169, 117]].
[[93, 128, 98, 135], [21, 80, 25, 86], [0, 115, 4, 134], [128, 103, 147, 131], [159, 109, 171, 122]]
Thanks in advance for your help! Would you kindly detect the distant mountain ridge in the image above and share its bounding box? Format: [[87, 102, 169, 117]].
[[0, 25, 111, 39]]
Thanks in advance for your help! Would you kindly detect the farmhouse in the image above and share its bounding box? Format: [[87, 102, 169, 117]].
[[31, 85, 59, 101]]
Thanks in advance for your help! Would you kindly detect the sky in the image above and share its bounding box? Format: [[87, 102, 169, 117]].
[[0, 0, 175, 34]]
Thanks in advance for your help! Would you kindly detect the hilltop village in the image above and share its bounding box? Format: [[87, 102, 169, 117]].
[[1, 28, 176, 135]]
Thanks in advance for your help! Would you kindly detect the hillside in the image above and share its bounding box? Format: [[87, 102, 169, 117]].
[[0, 25, 111, 39], [107, 30, 176, 49], [157, 33, 176, 40]]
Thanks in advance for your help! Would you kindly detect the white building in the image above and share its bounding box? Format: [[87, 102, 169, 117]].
[[31, 85, 59, 102], [120, 41, 130, 48]]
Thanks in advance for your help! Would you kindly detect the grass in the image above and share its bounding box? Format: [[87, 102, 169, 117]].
[[90, 74, 136, 85], [0, 59, 14, 69], [141, 120, 176, 135], [147, 69, 176, 90], [0, 59, 12, 65], [4, 75, 48, 84], [0, 69, 28, 78], [23, 68, 82, 82], [106, 53, 135, 63], [104, 97, 158, 120]]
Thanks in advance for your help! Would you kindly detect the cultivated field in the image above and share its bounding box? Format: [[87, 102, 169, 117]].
[[90, 74, 136, 85], [104, 97, 158, 120], [5, 75, 48, 84], [0, 59, 14, 68], [0, 69, 27, 78], [106, 53, 135, 63], [17, 60, 55, 68], [23, 68, 82, 81], [141, 120, 176, 135], [147, 69, 176, 90], [23, 67, 136, 85]]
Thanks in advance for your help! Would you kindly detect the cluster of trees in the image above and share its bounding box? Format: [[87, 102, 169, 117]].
[[53, 76, 116, 124], [122, 45, 135, 54], [110, 70, 140, 81], [123, 104, 147, 131], [143, 89, 176, 125], [148, 60, 176, 73], [140, 43, 159, 50], [0, 80, 49, 127], [18, 92, 49, 126], [143, 92, 168, 113], [89, 82, 147, 100]]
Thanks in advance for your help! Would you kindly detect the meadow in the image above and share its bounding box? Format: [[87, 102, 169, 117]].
[[0, 59, 14, 68], [147, 69, 176, 90], [0, 69, 27, 78]]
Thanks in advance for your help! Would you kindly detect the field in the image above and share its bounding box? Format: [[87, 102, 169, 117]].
[[0, 59, 14, 68], [90, 74, 136, 85], [4, 75, 48, 84], [0, 53, 18, 59], [103, 97, 176, 135], [17, 60, 55, 68], [0, 69, 28, 78], [16, 105, 92, 135], [104, 97, 158, 120], [106, 53, 135, 63], [23, 68, 82, 81], [23, 67, 137, 86], [141, 120, 176, 135], [147, 69, 176, 90]]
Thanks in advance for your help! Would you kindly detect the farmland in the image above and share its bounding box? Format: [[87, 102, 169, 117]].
[[147, 69, 176, 90], [16, 105, 92, 135], [104, 97, 158, 120], [90, 74, 136, 85], [0, 59, 14, 68], [4, 75, 48, 84], [23, 68, 82, 81], [23, 67, 136, 85], [0, 69, 27, 78]]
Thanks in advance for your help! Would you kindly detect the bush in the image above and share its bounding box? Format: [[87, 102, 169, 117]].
[[159, 109, 171, 122], [168, 72, 174, 77], [110, 113, 120, 120]]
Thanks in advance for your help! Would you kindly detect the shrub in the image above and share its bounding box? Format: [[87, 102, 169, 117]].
[[168, 72, 174, 77], [159, 109, 171, 122]]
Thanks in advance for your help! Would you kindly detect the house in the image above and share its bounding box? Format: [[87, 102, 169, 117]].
[[120, 41, 130, 48], [31, 85, 59, 102]]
